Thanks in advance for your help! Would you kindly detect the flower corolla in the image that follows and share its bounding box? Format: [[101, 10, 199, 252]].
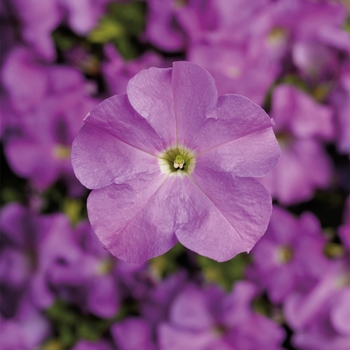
[[72, 61, 280, 263]]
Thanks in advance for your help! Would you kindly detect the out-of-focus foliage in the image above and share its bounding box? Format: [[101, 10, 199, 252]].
[[88, 1, 146, 59]]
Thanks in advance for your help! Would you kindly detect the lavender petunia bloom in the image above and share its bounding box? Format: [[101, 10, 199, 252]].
[[330, 63, 350, 156], [139, 270, 188, 328], [339, 196, 350, 249], [102, 44, 168, 96], [2, 46, 48, 113], [2, 46, 99, 193], [49, 221, 121, 318], [111, 317, 156, 350], [59, 0, 111, 36], [284, 256, 350, 350], [0, 203, 100, 311], [158, 281, 285, 350], [144, 0, 186, 52], [11, 0, 60, 61], [259, 84, 334, 205], [188, 41, 279, 105], [72, 61, 280, 263], [0, 203, 52, 314], [0, 296, 52, 350], [10, 0, 111, 61], [245, 206, 330, 304], [71, 339, 114, 350]]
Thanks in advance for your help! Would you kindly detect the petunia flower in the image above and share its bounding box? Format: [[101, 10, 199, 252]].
[[111, 317, 156, 350], [71, 339, 114, 350], [245, 206, 330, 304], [101, 44, 168, 96], [10, 0, 112, 61], [330, 63, 350, 157], [49, 221, 121, 318], [158, 281, 285, 350], [259, 84, 334, 205], [72, 61, 280, 264], [2, 46, 99, 193], [0, 295, 52, 350], [284, 256, 350, 350]]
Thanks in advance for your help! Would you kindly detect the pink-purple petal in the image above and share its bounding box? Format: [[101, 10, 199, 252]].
[[170, 284, 214, 331], [71, 123, 160, 190], [174, 173, 272, 262], [127, 67, 176, 147], [196, 127, 280, 178], [87, 176, 177, 263], [84, 94, 166, 154], [158, 323, 217, 350], [172, 61, 218, 148], [190, 94, 275, 153]]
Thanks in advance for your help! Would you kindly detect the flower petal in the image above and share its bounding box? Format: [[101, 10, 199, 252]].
[[5, 138, 58, 190], [172, 61, 218, 148], [71, 123, 160, 190], [127, 67, 176, 147], [87, 176, 178, 263], [158, 324, 217, 350], [170, 284, 214, 331], [111, 317, 156, 350], [84, 94, 166, 154], [191, 94, 276, 153], [259, 138, 331, 204], [195, 127, 280, 178], [174, 171, 272, 262]]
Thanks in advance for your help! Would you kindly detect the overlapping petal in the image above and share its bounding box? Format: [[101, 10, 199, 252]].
[[87, 175, 177, 263], [174, 173, 272, 261], [171, 61, 218, 148], [127, 67, 176, 147], [196, 127, 279, 178], [82, 94, 166, 154], [71, 123, 160, 190], [190, 94, 275, 153]]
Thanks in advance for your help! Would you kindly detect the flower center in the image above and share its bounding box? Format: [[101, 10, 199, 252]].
[[158, 146, 196, 176], [53, 145, 71, 159], [174, 155, 185, 169], [277, 245, 293, 264], [267, 27, 287, 46]]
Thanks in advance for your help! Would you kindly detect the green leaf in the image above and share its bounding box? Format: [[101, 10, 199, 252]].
[[197, 253, 251, 291], [87, 1, 146, 59]]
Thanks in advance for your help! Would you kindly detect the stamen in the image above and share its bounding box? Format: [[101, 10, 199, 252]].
[[157, 145, 196, 176]]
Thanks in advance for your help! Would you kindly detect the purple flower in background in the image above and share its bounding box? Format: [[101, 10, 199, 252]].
[[246, 206, 329, 304], [111, 317, 156, 350], [102, 44, 168, 96], [10, 0, 111, 61], [339, 196, 350, 249], [330, 64, 350, 156], [71, 339, 114, 350], [49, 221, 121, 318], [284, 256, 350, 350], [2, 46, 48, 114], [0, 203, 95, 311], [144, 0, 186, 52], [188, 41, 279, 105], [2, 46, 99, 193], [0, 296, 52, 350], [140, 270, 188, 328], [72, 61, 280, 263], [10, 0, 60, 61], [0, 203, 52, 314], [259, 84, 334, 205], [158, 281, 285, 350]]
